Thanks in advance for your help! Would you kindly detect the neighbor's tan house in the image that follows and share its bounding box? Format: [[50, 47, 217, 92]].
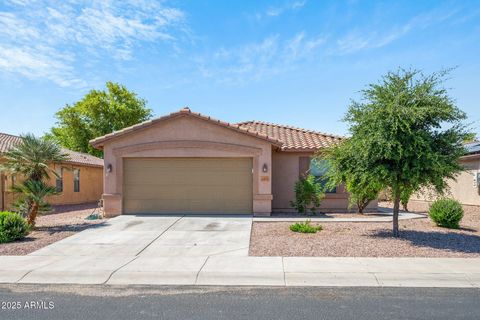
[[90, 107, 377, 217], [410, 141, 480, 208], [0, 132, 104, 211]]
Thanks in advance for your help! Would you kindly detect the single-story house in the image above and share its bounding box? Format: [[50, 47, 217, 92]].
[[410, 141, 480, 208], [0, 132, 104, 211], [91, 107, 377, 217]]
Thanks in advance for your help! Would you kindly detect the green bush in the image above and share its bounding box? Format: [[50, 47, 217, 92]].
[[0, 211, 30, 243], [290, 220, 323, 233], [428, 199, 464, 229], [290, 175, 325, 214]]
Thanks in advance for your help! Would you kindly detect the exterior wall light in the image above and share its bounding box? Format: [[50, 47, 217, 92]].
[[262, 163, 268, 173], [107, 164, 113, 173]]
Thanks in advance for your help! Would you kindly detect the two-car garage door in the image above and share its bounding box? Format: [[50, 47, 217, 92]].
[[123, 158, 253, 214]]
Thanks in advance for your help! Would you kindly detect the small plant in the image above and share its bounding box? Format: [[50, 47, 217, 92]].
[[290, 220, 323, 233], [400, 187, 414, 212], [0, 211, 30, 243], [290, 174, 325, 214], [428, 199, 464, 229]]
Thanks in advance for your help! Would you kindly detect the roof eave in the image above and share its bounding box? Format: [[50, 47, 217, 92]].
[[60, 160, 103, 168], [461, 153, 480, 160], [280, 147, 319, 153]]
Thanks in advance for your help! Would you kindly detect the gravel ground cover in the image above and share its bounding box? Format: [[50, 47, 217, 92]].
[[250, 202, 480, 257], [0, 203, 105, 255]]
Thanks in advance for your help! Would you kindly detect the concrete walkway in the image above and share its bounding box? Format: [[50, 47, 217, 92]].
[[254, 212, 425, 222], [1, 215, 479, 288], [255, 207, 426, 222]]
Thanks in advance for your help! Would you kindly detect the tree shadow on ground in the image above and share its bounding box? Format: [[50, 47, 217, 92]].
[[35, 221, 107, 234], [49, 202, 98, 214], [372, 229, 480, 254]]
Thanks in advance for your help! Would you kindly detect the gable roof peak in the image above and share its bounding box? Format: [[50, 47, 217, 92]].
[[90, 108, 283, 148]]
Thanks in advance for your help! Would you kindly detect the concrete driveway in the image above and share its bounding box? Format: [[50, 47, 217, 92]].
[[30, 215, 253, 258]]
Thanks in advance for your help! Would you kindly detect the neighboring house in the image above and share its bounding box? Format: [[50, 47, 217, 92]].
[[410, 141, 480, 208], [0, 132, 104, 211], [91, 107, 377, 217]]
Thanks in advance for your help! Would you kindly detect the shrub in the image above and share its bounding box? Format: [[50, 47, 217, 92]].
[[400, 187, 414, 212], [290, 220, 323, 233], [428, 199, 464, 229], [290, 175, 325, 214], [0, 211, 30, 243]]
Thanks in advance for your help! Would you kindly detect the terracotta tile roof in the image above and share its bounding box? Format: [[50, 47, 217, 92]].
[[90, 107, 284, 148], [60, 149, 104, 167], [0, 132, 103, 167], [465, 141, 480, 155], [236, 121, 344, 151], [0, 132, 21, 154]]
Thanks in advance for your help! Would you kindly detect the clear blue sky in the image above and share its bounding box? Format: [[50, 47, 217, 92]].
[[1, 0, 479, 137]]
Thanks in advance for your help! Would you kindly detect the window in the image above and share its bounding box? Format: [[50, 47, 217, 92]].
[[55, 167, 63, 192], [11, 174, 16, 187], [73, 169, 80, 192], [309, 158, 336, 193]]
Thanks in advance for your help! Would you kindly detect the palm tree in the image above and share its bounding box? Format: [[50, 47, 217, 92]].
[[1, 134, 69, 226], [12, 180, 58, 227], [1, 134, 69, 181]]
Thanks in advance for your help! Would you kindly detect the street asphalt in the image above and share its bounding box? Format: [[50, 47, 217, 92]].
[[0, 284, 479, 320]]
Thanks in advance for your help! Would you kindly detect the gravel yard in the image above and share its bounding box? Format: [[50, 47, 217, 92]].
[[0, 203, 106, 256], [250, 202, 480, 257]]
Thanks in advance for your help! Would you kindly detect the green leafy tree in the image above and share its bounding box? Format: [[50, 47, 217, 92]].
[[463, 132, 477, 143], [48, 82, 153, 157], [1, 134, 68, 226], [290, 174, 325, 214], [400, 186, 415, 212], [341, 69, 468, 236], [324, 141, 382, 214], [346, 177, 381, 214]]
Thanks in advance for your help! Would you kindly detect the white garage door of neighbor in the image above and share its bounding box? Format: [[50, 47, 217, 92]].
[[123, 158, 253, 214]]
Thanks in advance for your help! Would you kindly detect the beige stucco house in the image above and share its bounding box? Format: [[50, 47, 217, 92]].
[[410, 141, 480, 208], [0, 132, 104, 211], [91, 108, 377, 217]]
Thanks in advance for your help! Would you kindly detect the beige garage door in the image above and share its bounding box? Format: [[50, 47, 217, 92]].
[[123, 158, 253, 214]]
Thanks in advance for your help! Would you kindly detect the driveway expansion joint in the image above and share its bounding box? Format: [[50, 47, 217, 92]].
[[195, 256, 210, 285], [103, 256, 139, 285], [15, 257, 61, 283], [134, 215, 185, 256]]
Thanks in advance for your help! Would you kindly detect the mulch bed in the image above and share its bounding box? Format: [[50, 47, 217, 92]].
[[0, 203, 106, 256], [249, 202, 480, 257]]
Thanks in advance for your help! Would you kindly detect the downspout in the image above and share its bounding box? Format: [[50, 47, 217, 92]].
[[0, 172, 4, 211]]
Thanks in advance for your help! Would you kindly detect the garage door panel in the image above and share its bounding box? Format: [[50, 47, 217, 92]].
[[124, 200, 251, 214], [124, 175, 252, 186], [123, 158, 253, 214], [123, 187, 251, 201]]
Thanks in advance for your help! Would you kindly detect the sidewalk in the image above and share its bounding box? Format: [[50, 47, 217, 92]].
[[1, 255, 479, 288]]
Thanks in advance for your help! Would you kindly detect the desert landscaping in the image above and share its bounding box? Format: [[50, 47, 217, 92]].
[[250, 202, 480, 258]]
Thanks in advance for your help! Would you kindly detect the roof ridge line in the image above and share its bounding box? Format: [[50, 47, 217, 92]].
[[0, 132, 21, 138]]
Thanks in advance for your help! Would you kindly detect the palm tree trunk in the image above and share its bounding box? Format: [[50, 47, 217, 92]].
[[27, 202, 39, 227]]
